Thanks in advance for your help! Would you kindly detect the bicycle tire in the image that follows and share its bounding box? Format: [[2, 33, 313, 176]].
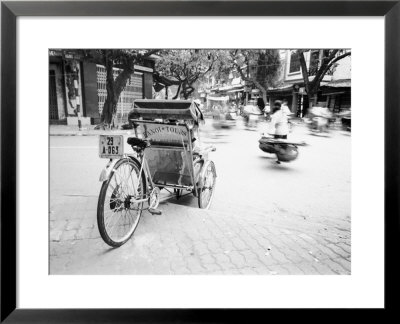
[[97, 157, 146, 248], [198, 161, 217, 209]]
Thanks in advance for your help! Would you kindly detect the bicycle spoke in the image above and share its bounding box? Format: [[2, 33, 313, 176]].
[[126, 207, 138, 226], [99, 159, 146, 246], [106, 208, 125, 236], [110, 209, 127, 238]]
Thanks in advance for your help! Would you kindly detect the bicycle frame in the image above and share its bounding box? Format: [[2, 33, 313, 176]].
[[98, 152, 153, 203], [129, 151, 156, 204]]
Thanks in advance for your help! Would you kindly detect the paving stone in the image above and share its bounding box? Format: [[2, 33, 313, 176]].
[[326, 243, 351, 259], [337, 242, 351, 254], [228, 251, 247, 268], [193, 241, 210, 256], [186, 256, 207, 274], [320, 259, 349, 274], [266, 265, 290, 275], [331, 257, 351, 273], [200, 253, 215, 264], [50, 194, 351, 275], [280, 263, 305, 275], [240, 250, 259, 262], [269, 248, 292, 264], [60, 229, 77, 241], [296, 262, 320, 275], [50, 230, 63, 242], [231, 237, 248, 251], [238, 267, 258, 275]]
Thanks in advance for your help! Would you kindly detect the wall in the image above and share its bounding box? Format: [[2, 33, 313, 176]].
[[82, 62, 100, 123], [332, 55, 351, 81], [49, 62, 66, 120]]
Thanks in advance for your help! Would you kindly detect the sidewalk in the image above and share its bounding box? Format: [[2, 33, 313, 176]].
[[50, 195, 351, 275], [49, 125, 132, 136]]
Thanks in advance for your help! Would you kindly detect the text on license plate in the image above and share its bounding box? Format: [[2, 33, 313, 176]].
[[99, 135, 124, 158]]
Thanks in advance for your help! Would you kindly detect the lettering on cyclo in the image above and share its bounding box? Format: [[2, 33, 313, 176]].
[[144, 127, 187, 138]]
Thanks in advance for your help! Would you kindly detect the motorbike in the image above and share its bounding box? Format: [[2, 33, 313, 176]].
[[259, 134, 306, 163], [243, 102, 263, 130], [212, 111, 236, 129], [244, 113, 261, 129], [309, 116, 331, 133], [307, 107, 334, 135]]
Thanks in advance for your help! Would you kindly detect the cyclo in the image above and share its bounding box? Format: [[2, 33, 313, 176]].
[[97, 100, 217, 247]]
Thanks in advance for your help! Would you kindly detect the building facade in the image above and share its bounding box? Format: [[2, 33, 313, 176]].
[[268, 50, 351, 116], [49, 50, 154, 125]]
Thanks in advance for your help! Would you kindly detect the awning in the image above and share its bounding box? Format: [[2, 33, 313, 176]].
[[267, 84, 293, 93], [268, 84, 294, 91], [218, 85, 233, 91], [207, 96, 229, 101], [227, 88, 243, 93], [129, 99, 201, 121], [323, 91, 346, 96], [323, 79, 351, 88]]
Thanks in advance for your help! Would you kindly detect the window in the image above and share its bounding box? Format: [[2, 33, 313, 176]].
[[289, 51, 301, 73]]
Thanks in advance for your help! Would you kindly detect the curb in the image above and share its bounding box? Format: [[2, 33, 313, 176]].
[[50, 133, 102, 136], [50, 131, 134, 137]]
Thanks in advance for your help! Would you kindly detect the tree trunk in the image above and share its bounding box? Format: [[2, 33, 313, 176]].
[[101, 54, 116, 125], [305, 92, 318, 116], [172, 83, 181, 99], [100, 63, 133, 125], [182, 81, 189, 99], [308, 93, 318, 108], [261, 89, 267, 104], [185, 86, 195, 99], [102, 96, 117, 125]]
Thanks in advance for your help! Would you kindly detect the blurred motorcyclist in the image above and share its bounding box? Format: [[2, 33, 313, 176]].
[[309, 106, 333, 133], [243, 100, 262, 129], [266, 100, 289, 139], [282, 99, 293, 116]]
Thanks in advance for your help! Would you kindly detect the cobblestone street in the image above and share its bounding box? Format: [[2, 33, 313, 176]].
[[50, 120, 351, 275]]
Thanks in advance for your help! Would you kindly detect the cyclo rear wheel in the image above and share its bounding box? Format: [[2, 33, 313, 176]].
[[198, 161, 217, 209], [97, 158, 146, 248]]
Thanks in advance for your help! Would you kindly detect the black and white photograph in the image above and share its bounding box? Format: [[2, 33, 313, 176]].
[[2, 0, 396, 315], [49, 48, 351, 275]]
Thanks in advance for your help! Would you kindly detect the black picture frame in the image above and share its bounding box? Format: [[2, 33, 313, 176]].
[[1, 0, 399, 322]]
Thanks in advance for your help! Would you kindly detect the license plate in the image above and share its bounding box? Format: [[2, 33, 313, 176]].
[[99, 135, 124, 158]]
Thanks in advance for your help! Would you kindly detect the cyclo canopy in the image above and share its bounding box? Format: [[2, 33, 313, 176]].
[[128, 99, 203, 123]]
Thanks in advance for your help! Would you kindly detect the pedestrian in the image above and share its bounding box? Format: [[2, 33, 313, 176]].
[[267, 100, 289, 139]]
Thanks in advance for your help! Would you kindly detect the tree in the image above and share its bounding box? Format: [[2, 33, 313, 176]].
[[228, 49, 281, 103], [297, 49, 351, 108], [155, 49, 219, 99], [83, 49, 159, 127]]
